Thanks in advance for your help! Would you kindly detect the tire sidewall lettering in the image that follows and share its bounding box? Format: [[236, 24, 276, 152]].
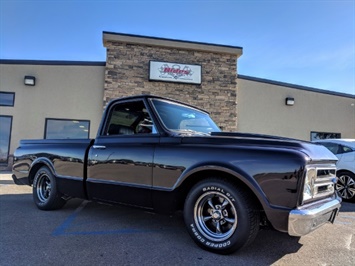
[[190, 223, 231, 249], [184, 179, 259, 254], [191, 184, 237, 249], [202, 186, 235, 202]]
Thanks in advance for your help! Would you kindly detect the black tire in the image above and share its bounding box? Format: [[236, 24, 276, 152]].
[[336, 171, 355, 202], [183, 178, 260, 254], [32, 166, 66, 210]]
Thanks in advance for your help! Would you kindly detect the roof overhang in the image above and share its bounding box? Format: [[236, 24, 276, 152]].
[[103, 31, 243, 58]]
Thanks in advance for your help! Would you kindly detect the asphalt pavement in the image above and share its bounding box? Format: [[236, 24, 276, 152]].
[[0, 172, 354, 266]]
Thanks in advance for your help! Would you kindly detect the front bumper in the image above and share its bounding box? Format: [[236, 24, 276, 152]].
[[288, 195, 341, 236]]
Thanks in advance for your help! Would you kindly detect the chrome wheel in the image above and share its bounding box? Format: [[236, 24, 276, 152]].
[[33, 166, 66, 210], [336, 174, 355, 200], [36, 173, 52, 203], [194, 191, 237, 242], [184, 179, 260, 254]]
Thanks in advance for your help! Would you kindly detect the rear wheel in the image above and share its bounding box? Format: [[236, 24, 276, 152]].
[[33, 166, 66, 210], [183, 178, 260, 254], [336, 171, 355, 202]]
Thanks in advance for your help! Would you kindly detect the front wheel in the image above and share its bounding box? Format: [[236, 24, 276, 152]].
[[32, 166, 66, 210], [183, 178, 260, 254]]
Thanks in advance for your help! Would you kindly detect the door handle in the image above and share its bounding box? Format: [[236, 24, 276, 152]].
[[93, 145, 106, 150]]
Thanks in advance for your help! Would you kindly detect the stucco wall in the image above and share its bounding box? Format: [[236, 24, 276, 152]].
[[237, 77, 355, 140], [0, 62, 105, 167], [104, 41, 239, 131]]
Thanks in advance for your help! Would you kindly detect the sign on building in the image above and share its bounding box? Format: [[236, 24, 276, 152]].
[[149, 61, 201, 84]]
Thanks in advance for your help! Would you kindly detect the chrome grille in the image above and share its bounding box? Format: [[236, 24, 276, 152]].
[[314, 167, 336, 199], [303, 165, 337, 204]]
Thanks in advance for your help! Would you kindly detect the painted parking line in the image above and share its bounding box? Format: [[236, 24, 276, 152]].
[[52, 201, 89, 236]]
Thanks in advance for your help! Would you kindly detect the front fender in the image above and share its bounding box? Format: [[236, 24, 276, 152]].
[[174, 163, 270, 210]]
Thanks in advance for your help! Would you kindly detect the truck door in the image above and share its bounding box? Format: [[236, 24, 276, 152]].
[[87, 99, 159, 208]]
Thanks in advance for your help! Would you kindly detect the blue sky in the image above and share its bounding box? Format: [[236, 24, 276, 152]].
[[1, 0, 354, 95]]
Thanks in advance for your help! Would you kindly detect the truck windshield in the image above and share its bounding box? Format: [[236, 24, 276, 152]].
[[151, 99, 221, 135]]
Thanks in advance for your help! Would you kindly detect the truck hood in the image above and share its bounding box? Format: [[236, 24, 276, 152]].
[[180, 131, 338, 163]]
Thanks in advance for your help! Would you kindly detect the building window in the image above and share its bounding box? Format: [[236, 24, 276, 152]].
[[0, 92, 15, 106], [45, 119, 90, 139], [310, 131, 341, 141], [0, 116, 12, 164]]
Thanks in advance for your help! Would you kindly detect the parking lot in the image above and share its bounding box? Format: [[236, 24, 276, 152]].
[[1, 172, 354, 266]]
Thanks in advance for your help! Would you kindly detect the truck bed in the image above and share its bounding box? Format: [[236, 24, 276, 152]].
[[12, 138, 94, 198]]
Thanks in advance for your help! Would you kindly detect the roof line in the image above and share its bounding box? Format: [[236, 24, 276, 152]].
[[103, 31, 243, 56], [103, 31, 243, 50], [238, 74, 355, 99], [0, 59, 106, 66]]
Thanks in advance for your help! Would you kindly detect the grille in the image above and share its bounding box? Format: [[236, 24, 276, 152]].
[[313, 167, 337, 199], [303, 165, 337, 204]]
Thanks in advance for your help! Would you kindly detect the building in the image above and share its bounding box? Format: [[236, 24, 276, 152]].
[[237, 75, 355, 140], [1, 32, 354, 170]]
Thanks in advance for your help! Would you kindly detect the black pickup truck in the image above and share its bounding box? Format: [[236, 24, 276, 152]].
[[12, 95, 341, 254]]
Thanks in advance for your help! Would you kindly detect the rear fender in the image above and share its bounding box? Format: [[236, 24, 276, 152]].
[[28, 158, 56, 184]]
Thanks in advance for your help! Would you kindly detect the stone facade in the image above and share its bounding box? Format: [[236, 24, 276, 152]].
[[103, 33, 242, 131]]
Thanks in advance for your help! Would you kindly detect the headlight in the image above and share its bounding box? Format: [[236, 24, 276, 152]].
[[303, 167, 316, 203]]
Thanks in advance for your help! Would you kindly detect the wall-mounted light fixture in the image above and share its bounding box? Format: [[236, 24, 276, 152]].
[[285, 97, 295, 106], [24, 76, 36, 86]]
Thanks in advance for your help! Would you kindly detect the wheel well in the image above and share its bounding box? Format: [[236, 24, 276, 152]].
[[337, 170, 355, 177], [176, 170, 264, 213], [28, 163, 46, 185]]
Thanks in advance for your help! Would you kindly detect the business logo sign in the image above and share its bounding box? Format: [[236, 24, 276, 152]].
[[149, 61, 201, 84]]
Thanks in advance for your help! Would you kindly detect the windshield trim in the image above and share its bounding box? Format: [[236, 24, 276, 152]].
[[149, 98, 221, 135]]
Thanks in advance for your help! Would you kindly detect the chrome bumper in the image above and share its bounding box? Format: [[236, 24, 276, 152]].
[[288, 196, 341, 236]]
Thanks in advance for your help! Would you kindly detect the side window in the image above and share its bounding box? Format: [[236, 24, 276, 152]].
[[321, 143, 340, 155], [105, 100, 156, 136], [340, 145, 353, 154]]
